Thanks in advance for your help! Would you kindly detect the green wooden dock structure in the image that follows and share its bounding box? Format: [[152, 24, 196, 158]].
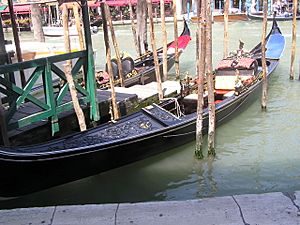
[[0, 0, 99, 145]]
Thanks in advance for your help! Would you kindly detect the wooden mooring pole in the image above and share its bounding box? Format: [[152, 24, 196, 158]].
[[0, 101, 9, 146], [101, 2, 120, 120], [206, 0, 216, 157], [195, 0, 206, 159], [147, 0, 163, 100], [129, 1, 140, 57], [290, 0, 297, 80], [223, 0, 229, 58], [261, 0, 268, 109], [63, 4, 87, 131], [160, 0, 168, 81], [62, 4, 71, 56], [0, 17, 10, 146], [73, 4, 85, 50], [64, 64, 87, 131], [172, 0, 180, 79], [105, 3, 125, 87], [31, 3, 45, 42], [7, 0, 26, 87]]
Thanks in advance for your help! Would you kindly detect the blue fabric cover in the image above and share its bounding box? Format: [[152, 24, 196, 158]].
[[266, 34, 285, 59]]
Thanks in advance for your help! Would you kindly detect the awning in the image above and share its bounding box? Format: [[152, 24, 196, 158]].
[[0, 5, 7, 11], [100, 0, 173, 7], [0, 4, 31, 14]]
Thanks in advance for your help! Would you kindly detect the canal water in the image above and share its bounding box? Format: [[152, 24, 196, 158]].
[[1, 20, 300, 209]]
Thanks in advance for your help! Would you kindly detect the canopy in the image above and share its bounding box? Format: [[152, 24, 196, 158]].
[[0, 4, 7, 11], [99, 0, 173, 7], [0, 4, 31, 15]]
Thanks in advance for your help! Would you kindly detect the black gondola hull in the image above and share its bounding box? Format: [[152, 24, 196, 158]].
[[0, 19, 284, 197], [0, 60, 280, 197]]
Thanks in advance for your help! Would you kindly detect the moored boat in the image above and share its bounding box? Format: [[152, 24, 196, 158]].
[[191, 12, 248, 23], [0, 19, 285, 197], [97, 19, 191, 88], [42, 26, 99, 37], [247, 12, 300, 20]]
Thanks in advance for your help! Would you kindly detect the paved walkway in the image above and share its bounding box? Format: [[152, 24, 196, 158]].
[[1, 191, 300, 225]]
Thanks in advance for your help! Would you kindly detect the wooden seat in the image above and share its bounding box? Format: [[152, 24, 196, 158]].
[[215, 75, 252, 90]]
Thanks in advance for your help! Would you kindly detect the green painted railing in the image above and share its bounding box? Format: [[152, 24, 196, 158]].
[[0, 50, 99, 136]]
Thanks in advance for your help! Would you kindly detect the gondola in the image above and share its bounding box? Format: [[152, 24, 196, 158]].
[[97, 19, 191, 88], [247, 12, 300, 21], [0, 19, 285, 197], [191, 12, 248, 23]]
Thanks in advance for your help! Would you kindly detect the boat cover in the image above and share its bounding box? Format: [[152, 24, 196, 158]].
[[266, 34, 285, 59], [216, 58, 256, 70]]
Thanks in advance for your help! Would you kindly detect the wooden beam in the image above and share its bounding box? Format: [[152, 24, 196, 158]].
[[160, 0, 168, 81], [0, 100, 9, 146], [223, 0, 229, 58], [172, 0, 180, 79], [290, 0, 297, 80], [195, 0, 205, 159], [261, 0, 268, 109], [206, 0, 216, 157], [7, 0, 26, 87], [147, 0, 163, 100], [101, 2, 120, 120], [105, 3, 125, 87], [129, 1, 140, 57], [63, 3, 87, 131]]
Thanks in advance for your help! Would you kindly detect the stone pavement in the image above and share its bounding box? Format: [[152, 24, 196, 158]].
[[1, 191, 300, 225]]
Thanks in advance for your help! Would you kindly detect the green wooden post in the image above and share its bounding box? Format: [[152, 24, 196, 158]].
[[81, 0, 99, 121], [44, 59, 59, 135]]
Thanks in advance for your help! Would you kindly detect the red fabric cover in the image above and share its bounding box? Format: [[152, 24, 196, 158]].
[[168, 35, 192, 50], [216, 58, 256, 70], [215, 89, 230, 95]]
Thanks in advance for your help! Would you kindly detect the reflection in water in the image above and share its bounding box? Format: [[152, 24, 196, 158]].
[[2, 20, 300, 209]]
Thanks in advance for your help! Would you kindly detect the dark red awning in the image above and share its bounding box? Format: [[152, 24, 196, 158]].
[[104, 0, 172, 7]]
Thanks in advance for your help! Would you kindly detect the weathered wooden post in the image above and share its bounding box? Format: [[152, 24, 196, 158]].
[[261, 0, 268, 109], [223, 0, 229, 58], [172, 0, 180, 79], [160, 0, 168, 81], [7, 0, 26, 87], [0, 100, 9, 146], [137, 0, 148, 54], [290, 0, 297, 80], [0, 18, 10, 146], [129, 0, 140, 57], [73, 3, 85, 84], [206, 0, 216, 156], [147, 0, 163, 100], [73, 4, 85, 50], [101, 2, 120, 120], [31, 3, 45, 42], [62, 4, 71, 56], [80, 0, 99, 121], [48, 5, 53, 26], [62, 3, 87, 131], [104, 3, 125, 87], [64, 64, 87, 131], [195, 0, 206, 159]]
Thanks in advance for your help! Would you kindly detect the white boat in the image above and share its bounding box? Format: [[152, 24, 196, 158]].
[[42, 26, 99, 37], [5, 42, 80, 60]]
